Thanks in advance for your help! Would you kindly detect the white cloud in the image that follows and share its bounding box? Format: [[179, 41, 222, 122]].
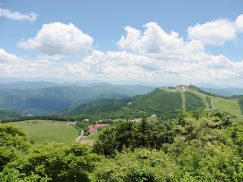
[[0, 8, 37, 22], [235, 14, 243, 32], [0, 49, 20, 63], [1, 19, 243, 86], [18, 22, 93, 55], [187, 19, 236, 45], [74, 22, 243, 84], [187, 14, 243, 46], [118, 22, 204, 58]]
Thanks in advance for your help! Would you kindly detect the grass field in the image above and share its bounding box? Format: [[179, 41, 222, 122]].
[[212, 97, 241, 115], [8, 120, 79, 145], [182, 86, 242, 115]]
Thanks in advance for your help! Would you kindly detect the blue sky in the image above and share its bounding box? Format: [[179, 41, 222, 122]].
[[0, 0, 243, 86]]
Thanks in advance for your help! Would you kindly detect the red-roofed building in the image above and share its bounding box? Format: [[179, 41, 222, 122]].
[[89, 127, 97, 133], [95, 124, 109, 129], [88, 123, 109, 134]]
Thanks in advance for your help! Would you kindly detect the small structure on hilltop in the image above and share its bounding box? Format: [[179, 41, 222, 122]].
[[89, 123, 109, 134]]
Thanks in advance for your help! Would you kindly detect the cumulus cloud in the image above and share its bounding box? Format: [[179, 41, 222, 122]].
[[0, 48, 65, 78], [235, 14, 243, 32], [1, 18, 243, 86], [187, 14, 243, 46], [69, 22, 243, 84], [18, 22, 93, 55], [187, 19, 236, 45], [0, 8, 37, 22], [118, 22, 204, 57], [0, 49, 20, 63]]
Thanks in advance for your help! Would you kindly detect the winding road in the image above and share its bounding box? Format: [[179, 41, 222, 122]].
[[75, 130, 84, 142]]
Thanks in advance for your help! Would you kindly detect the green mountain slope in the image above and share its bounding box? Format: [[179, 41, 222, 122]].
[[66, 99, 129, 115], [129, 88, 182, 118], [0, 84, 153, 115], [239, 96, 243, 112], [65, 85, 243, 119], [184, 91, 205, 111]]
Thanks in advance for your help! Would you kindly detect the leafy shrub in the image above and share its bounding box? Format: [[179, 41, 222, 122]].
[[1, 144, 98, 182], [0, 125, 30, 171], [93, 120, 175, 156]]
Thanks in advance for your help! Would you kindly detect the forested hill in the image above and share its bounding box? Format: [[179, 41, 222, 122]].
[[0, 84, 154, 115], [64, 85, 243, 119]]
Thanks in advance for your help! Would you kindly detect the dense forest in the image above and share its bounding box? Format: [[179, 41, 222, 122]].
[[0, 109, 242, 181]]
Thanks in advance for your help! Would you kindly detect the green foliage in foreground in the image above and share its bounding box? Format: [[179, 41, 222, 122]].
[[93, 110, 243, 181], [0, 143, 98, 182], [93, 120, 175, 157], [93, 148, 179, 182], [0, 125, 30, 171], [0, 110, 242, 181]]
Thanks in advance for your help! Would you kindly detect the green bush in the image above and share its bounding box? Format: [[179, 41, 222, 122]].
[[1, 144, 98, 182], [93, 120, 175, 156]]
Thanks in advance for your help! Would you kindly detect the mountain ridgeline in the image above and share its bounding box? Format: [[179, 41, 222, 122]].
[[0, 83, 154, 116], [63, 85, 243, 119], [0, 82, 242, 119]]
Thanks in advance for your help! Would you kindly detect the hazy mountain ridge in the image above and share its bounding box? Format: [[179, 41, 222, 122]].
[[0, 83, 154, 115], [0, 109, 20, 119], [64, 85, 243, 119], [200, 87, 243, 96]]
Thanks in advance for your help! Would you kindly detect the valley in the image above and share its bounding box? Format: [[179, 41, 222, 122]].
[[0, 82, 154, 116], [2, 1, 243, 180], [0, 83, 242, 181]]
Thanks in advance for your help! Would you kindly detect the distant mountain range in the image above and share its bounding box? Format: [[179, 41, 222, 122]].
[[200, 87, 243, 97], [0, 81, 58, 90], [0, 109, 20, 119], [63, 85, 243, 119], [0, 82, 154, 115], [0, 81, 243, 118]]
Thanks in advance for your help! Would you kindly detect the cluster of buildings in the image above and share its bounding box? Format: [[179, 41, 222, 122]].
[[88, 123, 109, 134]]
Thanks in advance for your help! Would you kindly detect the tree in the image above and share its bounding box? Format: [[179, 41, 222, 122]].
[[1, 143, 98, 182], [0, 124, 30, 171], [93, 120, 175, 156]]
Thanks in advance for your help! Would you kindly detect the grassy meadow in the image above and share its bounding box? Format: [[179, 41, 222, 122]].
[[212, 97, 241, 115], [7, 120, 79, 145]]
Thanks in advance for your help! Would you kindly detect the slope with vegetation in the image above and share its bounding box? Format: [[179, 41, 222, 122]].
[[0, 84, 154, 115], [0, 109, 242, 181], [92, 110, 243, 181], [65, 85, 243, 120], [184, 91, 205, 111], [65, 98, 129, 115], [239, 96, 243, 114], [130, 88, 182, 119]]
